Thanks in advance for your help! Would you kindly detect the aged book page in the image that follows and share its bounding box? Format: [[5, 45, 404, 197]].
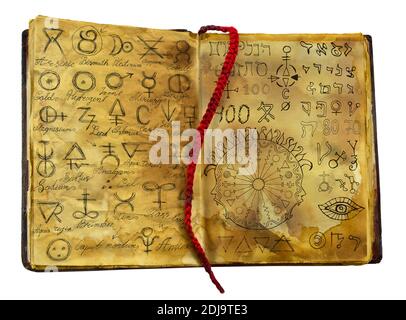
[[198, 33, 379, 264], [24, 16, 379, 270], [25, 16, 203, 269]]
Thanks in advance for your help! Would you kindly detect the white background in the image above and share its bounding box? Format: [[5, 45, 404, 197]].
[[0, 0, 403, 300]]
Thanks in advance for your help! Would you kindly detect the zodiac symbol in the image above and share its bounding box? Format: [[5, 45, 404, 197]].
[[309, 232, 326, 249], [64, 143, 88, 170], [348, 140, 359, 171], [328, 151, 346, 169], [73, 189, 99, 220], [335, 178, 348, 191], [348, 101, 360, 116], [271, 235, 294, 252], [141, 72, 157, 97], [317, 141, 332, 165], [36, 140, 56, 178], [345, 174, 360, 194], [318, 172, 332, 193], [72, 71, 96, 92], [105, 72, 133, 90], [38, 201, 64, 224], [78, 107, 96, 130], [142, 182, 176, 210], [319, 197, 364, 220], [300, 41, 313, 54], [39, 70, 60, 91], [100, 143, 120, 168], [168, 74, 191, 93], [300, 121, 317, 138], [331, 232, 345, 249], [39, 106, 67, 123], [174, 40, 191, 64], [137, 36, 164, 59], [43, 28, 64, 54], [47, 239, 71, 261], [109, 99, 126, 125], [223, 81, 239, 99], [113, 192, 136, 214], [137, 227, 159, 254], [110, 34, 133, 56], [72, 25, 103, 56], [348, 235, 361, 251], [257, 101, 275, 123], [211, 128, 313, 230]]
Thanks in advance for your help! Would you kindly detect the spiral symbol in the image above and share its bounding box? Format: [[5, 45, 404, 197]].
[[309, 232, 326, 249]]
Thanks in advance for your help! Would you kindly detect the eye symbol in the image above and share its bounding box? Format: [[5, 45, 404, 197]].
[[318, 197, 364, 221]]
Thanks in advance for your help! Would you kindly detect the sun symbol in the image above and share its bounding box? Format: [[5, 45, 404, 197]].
[[211, 128, 312, 230]]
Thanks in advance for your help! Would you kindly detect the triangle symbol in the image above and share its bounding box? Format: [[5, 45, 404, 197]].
[[235, 236, 252, 253], [226, 199, 235, 206], [271, 235, 294, 252], [270, 75, 280, 83], [64, 143, 86, 160], [291, 74, 299, 81], [254, 237, 271, 253], [281, 199, 290, 208], [302, 65, 310, 73], [109, 99, 126, 116], [283, 67, 290, 77], [282, 77, 290, 87], [122, 142, 143, 158], [281, 160, 290, 169], [217, 236, 234, 253]]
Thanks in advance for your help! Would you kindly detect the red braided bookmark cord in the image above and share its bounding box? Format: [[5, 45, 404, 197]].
[[184, 25, 239, 294]]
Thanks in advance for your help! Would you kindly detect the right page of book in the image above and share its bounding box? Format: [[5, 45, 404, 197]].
[[198, 33, 378, 264]]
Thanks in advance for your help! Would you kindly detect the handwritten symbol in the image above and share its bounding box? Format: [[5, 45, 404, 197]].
[[43, 28, 64, 54], [348, 235, 361, 251], [78, 107, 96, 130], [47, 239, 71, 261], [113, 193, 135, 214], [110, 34, 133, 56], [109, 99, 126, 125], [64, 143, 88, 170], [38, 201, 64, 224], [300, 41, 313, 54], [168, 74, 191, 93], [318, 171, 332, 193], [100, 143, 120, 168], [39, 106, 67, 123], [223, 81, 239, 99], [122, 142, 150, 158], [271, 235, 294, 252], [174, 40, 191, 64], [317, 141, 332, 165], [328, 151, 346, 169], [348, 140, 359, 171], [36, 140, 56, 178], [141, 72, 156, 97], [300, 121, 317, 138], [105, 72, 133, 90], [72, 25, 102, 56], [73, 189, 99, 220], [137, 227, 159, 254], [257, 101, 274, 123], [72, 71, 96, 92], [162, 101, 176, 122], [309, 232, 326, 249], [137, 36, 164, 59], [142, 182, 175, 210], [39, 71, 60, 91]]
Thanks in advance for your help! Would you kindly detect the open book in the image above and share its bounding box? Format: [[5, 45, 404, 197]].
[[22, 16, 381, 271]]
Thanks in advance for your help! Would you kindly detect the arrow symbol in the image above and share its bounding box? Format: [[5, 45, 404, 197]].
[[162, 101, 176, 122]]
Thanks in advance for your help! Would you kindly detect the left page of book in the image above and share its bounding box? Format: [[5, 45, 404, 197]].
[[24, 16, 202, 269]]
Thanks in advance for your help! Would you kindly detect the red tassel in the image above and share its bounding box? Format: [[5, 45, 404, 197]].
[[184, 25, 239, 294]]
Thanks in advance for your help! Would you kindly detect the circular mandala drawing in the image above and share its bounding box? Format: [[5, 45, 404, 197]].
[[211, 128, 312, 230]]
